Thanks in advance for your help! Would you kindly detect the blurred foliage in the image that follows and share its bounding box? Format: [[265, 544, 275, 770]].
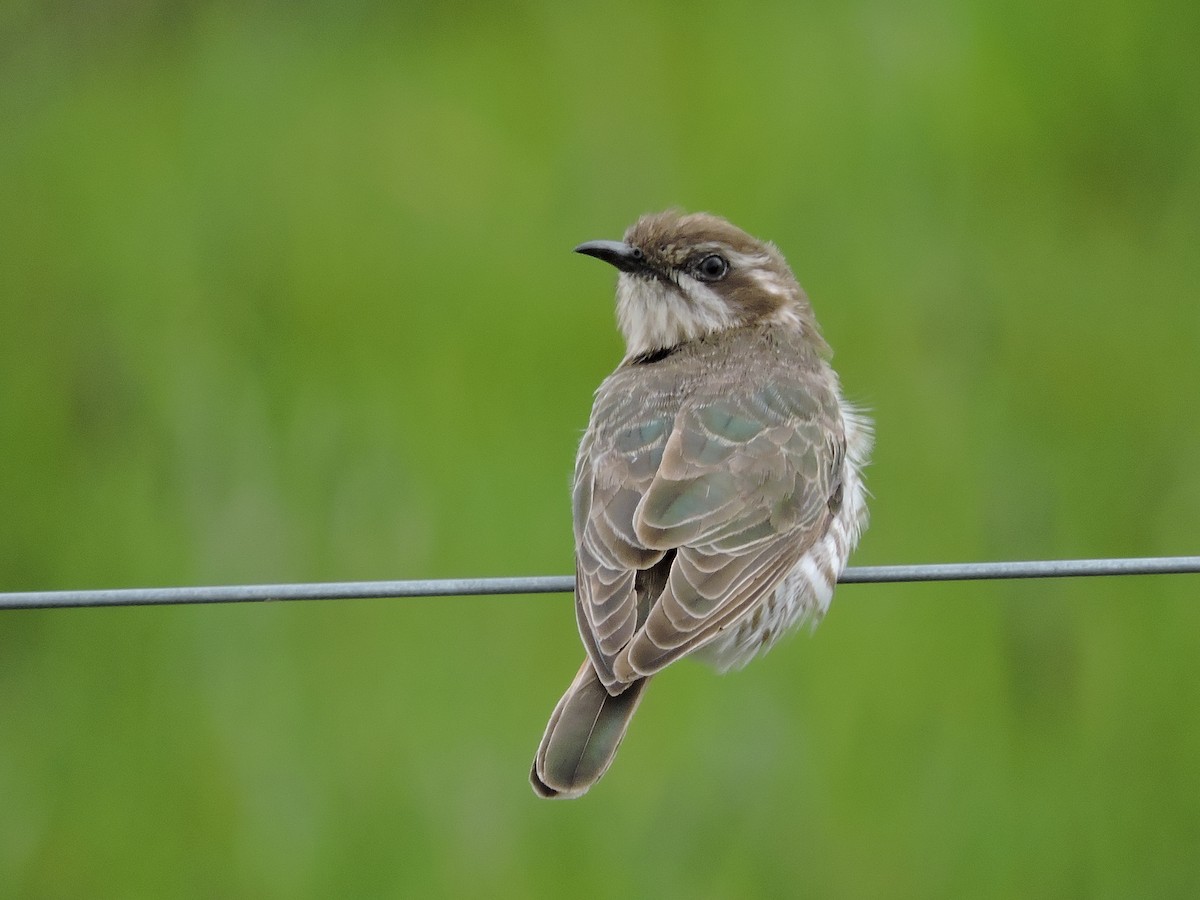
[[2, 0, 1199, 896]]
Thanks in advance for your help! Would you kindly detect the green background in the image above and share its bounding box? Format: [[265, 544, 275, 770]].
[[2, 1, 1199, 896]]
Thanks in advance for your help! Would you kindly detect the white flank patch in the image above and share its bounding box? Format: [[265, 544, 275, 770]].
[[798, 553, 835, 607]]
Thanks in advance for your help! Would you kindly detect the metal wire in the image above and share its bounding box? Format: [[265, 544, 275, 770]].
[[1, 556, 1197, 611]]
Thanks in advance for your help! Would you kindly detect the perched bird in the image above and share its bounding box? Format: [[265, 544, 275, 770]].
[[531, 210, 871, 799]]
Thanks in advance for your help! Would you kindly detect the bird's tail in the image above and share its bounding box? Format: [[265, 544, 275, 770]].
[[531, 660, 648, 799]]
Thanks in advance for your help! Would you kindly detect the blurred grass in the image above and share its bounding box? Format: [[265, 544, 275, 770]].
[[2, 0, 1199, 897]]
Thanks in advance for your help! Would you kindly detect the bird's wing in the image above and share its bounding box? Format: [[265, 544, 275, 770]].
[[572, 389, 672, 689], [574, 358, 844, 689]]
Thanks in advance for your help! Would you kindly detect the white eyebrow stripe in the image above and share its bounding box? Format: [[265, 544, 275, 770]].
[[749, 268, 791, 298], [723, 249, 773, 269]]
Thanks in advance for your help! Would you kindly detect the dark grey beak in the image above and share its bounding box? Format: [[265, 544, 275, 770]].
[[574, 239, 646, 274]]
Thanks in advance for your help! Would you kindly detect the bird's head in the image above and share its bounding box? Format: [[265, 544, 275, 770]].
[[575, 210, 824, 361]]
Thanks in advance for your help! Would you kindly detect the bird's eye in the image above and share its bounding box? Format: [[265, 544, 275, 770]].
[[695, 254, 729, 282]]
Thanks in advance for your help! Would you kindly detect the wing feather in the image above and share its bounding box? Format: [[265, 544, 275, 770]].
[[572, 327, 844, 692]]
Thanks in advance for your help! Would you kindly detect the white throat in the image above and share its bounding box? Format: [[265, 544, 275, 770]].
[[615, 273, 738, 360]]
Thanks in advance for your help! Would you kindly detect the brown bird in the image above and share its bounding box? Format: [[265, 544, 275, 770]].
[[531, 210, 871, 798]]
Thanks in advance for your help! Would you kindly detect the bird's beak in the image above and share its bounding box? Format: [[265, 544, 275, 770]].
[[574, 239, 646, 274]]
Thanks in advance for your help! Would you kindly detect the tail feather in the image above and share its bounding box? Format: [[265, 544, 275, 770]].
[[531, 661, 648, 799]]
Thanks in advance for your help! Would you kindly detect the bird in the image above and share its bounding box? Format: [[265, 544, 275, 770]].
[[531, 210, 871, 799]]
